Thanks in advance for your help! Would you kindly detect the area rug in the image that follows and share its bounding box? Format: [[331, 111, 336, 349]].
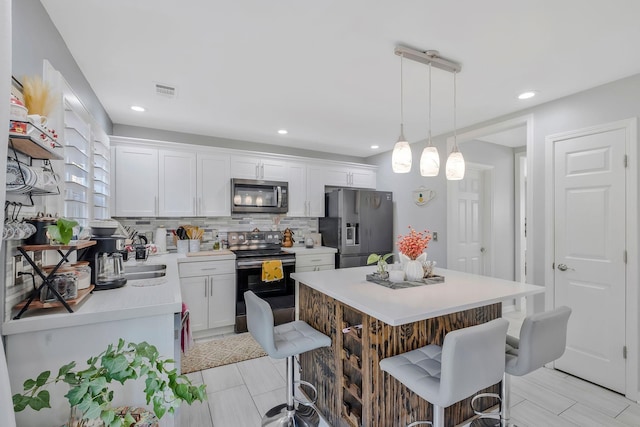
[[181, 333, 267, 374]]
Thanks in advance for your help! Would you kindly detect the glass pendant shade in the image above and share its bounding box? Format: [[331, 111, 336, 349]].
[[446, 149, 465, 180], [420, 145, 440, 176], [392, 131, 412, 173]]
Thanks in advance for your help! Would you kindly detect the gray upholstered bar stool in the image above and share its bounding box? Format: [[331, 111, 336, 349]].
[[379, 318, 509, 427], [471, 306, 572, 426], [244, 290, 331, 427]]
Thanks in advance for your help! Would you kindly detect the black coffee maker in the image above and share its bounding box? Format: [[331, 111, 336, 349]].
[[78, 236, 128, 290]]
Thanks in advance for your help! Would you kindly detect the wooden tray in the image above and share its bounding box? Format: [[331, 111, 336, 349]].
[[366, 273, 444, 289], [14, 285, 94, 310]]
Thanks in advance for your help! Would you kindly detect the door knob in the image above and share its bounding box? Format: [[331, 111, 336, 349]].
[[557, 263, 574, 271]]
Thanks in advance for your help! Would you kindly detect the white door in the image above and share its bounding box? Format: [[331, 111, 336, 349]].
[[180, 276, 209, 332], [158, 149, 197, 217], [448, 168, 489, 274], [553, 126, 627, 393], [207, 274, 236, 329], [113, 145, 158, 216], [198, 153, 230, 216]]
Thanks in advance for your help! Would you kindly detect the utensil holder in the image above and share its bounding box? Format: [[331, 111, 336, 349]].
[[177, 240, 189, 254]]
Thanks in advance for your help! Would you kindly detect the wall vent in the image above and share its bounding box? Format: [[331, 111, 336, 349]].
[[155, 83, 177, 98]]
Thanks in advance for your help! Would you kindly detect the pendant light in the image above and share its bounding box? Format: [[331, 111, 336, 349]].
[[420, 62, 439, 177], [392, 52, 412, 173], [446, 71, 465, 180]]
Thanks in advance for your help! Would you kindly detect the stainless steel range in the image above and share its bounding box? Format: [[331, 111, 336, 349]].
[[228, 231, 296, 333]]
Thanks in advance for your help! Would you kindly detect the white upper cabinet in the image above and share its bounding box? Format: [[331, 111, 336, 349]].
[[158, 149, 197, 217], [231, 155, 287, 181], [286, 161, 307, 217], [113, 145, 158, 216], [197, 153, 231, 216], [112, 139, 376, 218], [322, 164, 376, 189]]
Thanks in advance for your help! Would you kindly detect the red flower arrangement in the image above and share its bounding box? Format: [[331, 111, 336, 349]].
[[396, 226, 432, 260]]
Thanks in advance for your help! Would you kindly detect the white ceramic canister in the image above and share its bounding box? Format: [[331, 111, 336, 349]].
[[154, 226, 167, 253]]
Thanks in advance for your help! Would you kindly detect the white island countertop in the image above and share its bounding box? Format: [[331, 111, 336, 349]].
[[2, 253, 189, 336], [291, 266, 544, 326], [282, 245, 337, 254]]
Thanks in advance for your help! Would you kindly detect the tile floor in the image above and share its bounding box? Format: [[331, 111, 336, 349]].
[[180, 310, 640, 427]]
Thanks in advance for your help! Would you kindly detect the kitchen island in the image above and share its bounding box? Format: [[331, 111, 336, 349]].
[[1, 252, 195, 427], [291, 266, 544, 427]]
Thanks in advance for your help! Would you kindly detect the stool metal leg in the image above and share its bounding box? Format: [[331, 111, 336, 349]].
[[261, 355, 320, 427], [433, 404, 444, 427]]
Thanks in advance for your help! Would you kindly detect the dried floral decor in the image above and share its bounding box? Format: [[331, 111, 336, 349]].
[[22, 75, 55, 116]]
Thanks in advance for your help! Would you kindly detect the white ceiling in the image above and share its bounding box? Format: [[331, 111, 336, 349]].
[[40, 0, 640, 158]]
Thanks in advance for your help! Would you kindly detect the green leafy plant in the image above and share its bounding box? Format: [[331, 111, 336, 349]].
[[367, 253, 394, 275], [46, 217, 79, 245], [12, 339, 207, 427]]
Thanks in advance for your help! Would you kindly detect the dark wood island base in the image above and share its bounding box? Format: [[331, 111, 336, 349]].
[[299, 283, 502, 427]]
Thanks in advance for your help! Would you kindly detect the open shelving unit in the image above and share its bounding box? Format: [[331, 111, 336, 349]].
[[13, 240, 96, 319]]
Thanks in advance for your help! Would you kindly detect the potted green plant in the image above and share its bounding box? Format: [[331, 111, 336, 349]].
[[46, 217, 79, 245], [367, 253, 394, 279], [12, 339, 207, 427]]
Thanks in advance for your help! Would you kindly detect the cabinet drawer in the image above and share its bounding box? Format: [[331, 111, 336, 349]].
[[295, 253, 335, 268], [179, 260, 235, 277]]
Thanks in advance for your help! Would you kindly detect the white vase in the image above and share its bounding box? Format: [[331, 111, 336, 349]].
[[400, 252, 427, 281]]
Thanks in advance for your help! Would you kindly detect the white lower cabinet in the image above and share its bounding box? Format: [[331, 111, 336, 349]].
[[179, 259, 236, 334]]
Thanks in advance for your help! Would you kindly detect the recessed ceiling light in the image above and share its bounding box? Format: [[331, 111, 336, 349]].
[[371, 145, 379, 149], [518, 91, 537, 100], [131, 105, 146, 112], [278, 129, 288, 135]]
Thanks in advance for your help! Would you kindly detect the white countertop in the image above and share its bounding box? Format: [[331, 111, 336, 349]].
[[282, 245, 337, 254], [2, 253, 186, 336], [291, 266, 544, 326]]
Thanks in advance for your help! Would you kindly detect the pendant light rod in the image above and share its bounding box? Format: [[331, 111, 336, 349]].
[[427, 62, 432, 145], [394, 46, 461, 73]]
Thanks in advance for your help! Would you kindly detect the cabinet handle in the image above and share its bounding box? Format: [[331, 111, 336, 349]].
[[200, 267, 218, 271], [155, 196, 159, 215], [193, 197, 197, 214], [204, 277, 208, 297], [255, 163, 259, 179], [261, 163, 264, 179]]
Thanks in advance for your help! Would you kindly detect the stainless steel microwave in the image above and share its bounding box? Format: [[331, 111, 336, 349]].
[[231, 179, 288, 214]]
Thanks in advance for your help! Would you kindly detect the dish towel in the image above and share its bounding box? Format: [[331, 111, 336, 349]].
[[262, 260, 284, 282], [181, 302, 194, 353]]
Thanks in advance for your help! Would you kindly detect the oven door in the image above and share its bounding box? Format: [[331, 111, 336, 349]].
[[235, 257, 296, 332]]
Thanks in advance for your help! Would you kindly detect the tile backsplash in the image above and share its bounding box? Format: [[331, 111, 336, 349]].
[[114, 215, 319, 250]]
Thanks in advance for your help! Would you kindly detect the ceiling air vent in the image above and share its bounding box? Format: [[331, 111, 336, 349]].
[[154, 83, 177, 98]]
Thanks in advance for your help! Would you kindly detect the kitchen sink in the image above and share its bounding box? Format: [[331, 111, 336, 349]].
[[123, 263, 167, 280]]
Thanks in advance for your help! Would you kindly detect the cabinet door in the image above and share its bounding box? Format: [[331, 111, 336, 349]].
[[198, 153, 231, 216], [208, 273, 236, 329], [351, 168, 377, 189], [261, 158, 287, 181], [287, 162, 307, 217], [321, 165, 350, 187], [231, 155, 287, 181], [181, 276, 209, 332], [306, 165, 326, 217], [158, 149, 197, 217], [113, 146, 158, 216]]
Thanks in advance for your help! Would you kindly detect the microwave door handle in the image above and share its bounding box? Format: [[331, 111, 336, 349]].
[[276, 186, 282, 207]]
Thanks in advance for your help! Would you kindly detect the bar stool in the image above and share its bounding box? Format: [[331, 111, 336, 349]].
[[244, 291, 331, 427], [471, 306, 572, 426], [379, 318, 509, 427]]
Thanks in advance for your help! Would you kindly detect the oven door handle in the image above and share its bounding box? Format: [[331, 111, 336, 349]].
[[236, 259, 296, 269]]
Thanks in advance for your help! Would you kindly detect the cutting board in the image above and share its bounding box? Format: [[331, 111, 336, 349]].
[[186, 249, 234, 257]]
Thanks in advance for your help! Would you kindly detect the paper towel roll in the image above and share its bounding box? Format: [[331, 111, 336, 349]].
[[154, 227, 167, 253]]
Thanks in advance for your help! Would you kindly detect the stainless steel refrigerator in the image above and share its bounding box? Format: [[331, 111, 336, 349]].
[[319, 189, 393, 268]]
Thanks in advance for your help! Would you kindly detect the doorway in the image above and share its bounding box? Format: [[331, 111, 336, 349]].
[[446, 115, 532, 286]]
